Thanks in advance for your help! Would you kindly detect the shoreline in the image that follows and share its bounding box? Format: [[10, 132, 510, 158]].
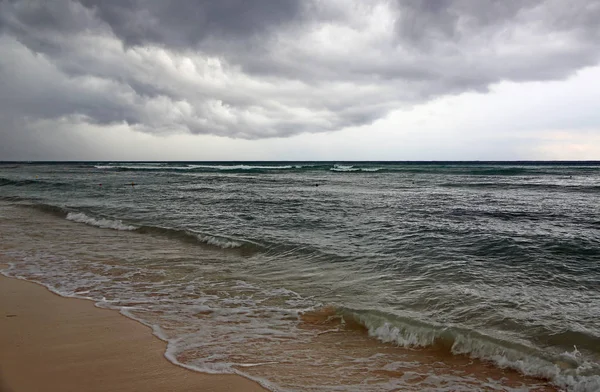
[[0, 259, 562, 392], [0, 268, 268, 392], [0, 268, 559, 392]]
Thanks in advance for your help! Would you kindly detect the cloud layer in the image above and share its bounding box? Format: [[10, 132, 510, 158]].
[[1, 0, 600, 145]]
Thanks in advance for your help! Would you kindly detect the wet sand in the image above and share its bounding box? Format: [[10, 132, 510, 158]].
[[0, 269, 268, 392]]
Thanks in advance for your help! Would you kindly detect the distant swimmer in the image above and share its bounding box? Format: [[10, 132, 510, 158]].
[[131, 182, 135, 187], [315, 184, 319, 187]]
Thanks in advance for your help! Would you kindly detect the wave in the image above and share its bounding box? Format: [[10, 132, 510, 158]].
[[95, 165, 184, 170], [189, 164, 294, 170], [0, 195, 31, 203], [0, 177, 37, 186], [89, 162, 600, 176], [462, 167, 533, 176], [134, 225, 257, 253], [442, 182, 600, 193], [27, 203, 70, 218], [94, 163, 391, 173], [0, 177, 70, 188], [95, 164, 295, 172], [197, 234, 242, 249], [66, 212, 136, 231], [330, 164, 382, 172], [301, 306, 600, 391], [15, 202, 259, 254], [448, 208, 567, 223]]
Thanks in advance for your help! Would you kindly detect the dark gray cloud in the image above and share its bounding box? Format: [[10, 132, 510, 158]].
[[79, 0, 305, 48], [1, 0, 600, 152], [392, 0, 600, 53], [393, 1, 532, 46]]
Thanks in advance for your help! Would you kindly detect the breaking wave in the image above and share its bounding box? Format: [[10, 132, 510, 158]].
[[299, 305, 600, 391], [330, 164, 382, 172], [87, 162, 600, 176], [94, 163, 391, 173], [95, 164, 295, 172], [66, 212, 136, 231], [25, 203, 70, 218], [134, 225, 255, 253], [17, 203, 258, 253], [327, 307, 600, 391]]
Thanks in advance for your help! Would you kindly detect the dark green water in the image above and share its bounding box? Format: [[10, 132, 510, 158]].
[[1, 162, 599, 391]]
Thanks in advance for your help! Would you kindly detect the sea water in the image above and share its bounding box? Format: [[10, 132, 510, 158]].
[[1, 162, 599, 391]]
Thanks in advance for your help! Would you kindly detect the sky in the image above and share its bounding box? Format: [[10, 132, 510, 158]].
[[1, 0, 599, 161]]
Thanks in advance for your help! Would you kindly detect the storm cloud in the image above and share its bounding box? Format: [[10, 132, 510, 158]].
[[1, 0, 600, 143]]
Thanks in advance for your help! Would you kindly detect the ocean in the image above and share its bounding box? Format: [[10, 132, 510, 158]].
[[1, 161, 599, 391]]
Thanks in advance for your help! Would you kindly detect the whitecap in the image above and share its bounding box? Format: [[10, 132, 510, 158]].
[[66, 212, 136, 231]]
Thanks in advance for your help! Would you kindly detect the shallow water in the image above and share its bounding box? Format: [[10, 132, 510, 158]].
[[1, 162, 599, 391]]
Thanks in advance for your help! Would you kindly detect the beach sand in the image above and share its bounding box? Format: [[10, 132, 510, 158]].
[[0, 269, 268, 392]]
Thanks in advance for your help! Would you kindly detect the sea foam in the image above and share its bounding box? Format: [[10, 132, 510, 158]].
[[66, 212, 136, 231], [342, 307, 600, 391]]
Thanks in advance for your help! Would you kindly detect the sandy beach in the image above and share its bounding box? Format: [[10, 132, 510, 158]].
[[0, 268, 267, 392]]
